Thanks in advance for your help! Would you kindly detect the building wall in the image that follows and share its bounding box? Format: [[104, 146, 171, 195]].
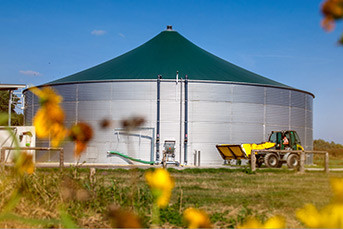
[[24, 80, 313, 165]]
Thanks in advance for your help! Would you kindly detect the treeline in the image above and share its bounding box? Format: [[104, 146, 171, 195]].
[[314, 139, 343, 158], [0, 91, 23, 126]]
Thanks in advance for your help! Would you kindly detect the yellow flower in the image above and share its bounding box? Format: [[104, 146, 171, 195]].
[[31, 87, 67, 147], [145, 168, 175, 208], [238, 216, 285, 229], [13, 151, 35, 175], [69, 122, 93, 159], [296, 178, 343, 228], [183, 207, 212, 228]]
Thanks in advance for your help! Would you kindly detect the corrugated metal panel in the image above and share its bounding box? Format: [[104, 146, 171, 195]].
[[266, 88, 290, 106], [306, 94, 313, 111], [230, 123, 264, 143], [306, 110, 313, 129], [110, 100, 153, 121], [190, 122, 230, 143], [291, 91, 305, 108], [265, 105, 289, 126], [305, 128, 313, 150], [112, 82, 155, 100], [231, 103, 264, 124], [190, 143, 223, 165], [54, 84, 77, 101], [24, 91, 33, 107], [78, 101, 111, 121], [190, 101, 230, 123], [232, 85, 264, 104], [291, 107, 305, 127], [189, 83, 232, 102], [61, 102, 76, 123], [78, 83, 111, 101], [25, 106, 33, 125]]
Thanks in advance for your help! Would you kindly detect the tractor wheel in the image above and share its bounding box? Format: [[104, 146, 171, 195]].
[[287, 154, 300, 169], [264, 153, 279, 168]]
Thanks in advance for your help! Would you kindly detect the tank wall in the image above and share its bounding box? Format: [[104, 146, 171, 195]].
[[24, 81, 313, 165]]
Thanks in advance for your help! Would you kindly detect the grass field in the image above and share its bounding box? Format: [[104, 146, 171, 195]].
[[0, 167, 342, 228]]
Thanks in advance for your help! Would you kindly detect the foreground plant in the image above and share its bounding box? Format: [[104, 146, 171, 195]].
[[296, 178, 343, 228], [183, 207, 212, 228], [321, 0, 343, 44], [238, 215, 285, 228], [145, 168, 175, 208], [30, 86, 67, 147], [69, 122, 93, 158], [145, 168, 175, 226]]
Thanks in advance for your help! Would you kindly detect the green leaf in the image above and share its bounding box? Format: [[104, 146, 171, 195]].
[[59, 208, 78, 228]]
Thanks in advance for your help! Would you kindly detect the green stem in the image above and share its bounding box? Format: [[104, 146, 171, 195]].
[[152, 202, 160, 227]]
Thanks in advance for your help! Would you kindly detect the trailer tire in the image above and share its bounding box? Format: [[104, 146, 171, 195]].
[[287, 154, 300, 169], [264, 153, 279, 168]]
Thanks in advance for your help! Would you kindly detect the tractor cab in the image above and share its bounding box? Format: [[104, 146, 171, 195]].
[[268, 130, 302, 150]]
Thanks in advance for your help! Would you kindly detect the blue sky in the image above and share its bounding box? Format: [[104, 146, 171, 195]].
[[0, 0, 342, 143]]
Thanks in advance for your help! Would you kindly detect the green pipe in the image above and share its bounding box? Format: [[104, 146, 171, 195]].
[[108, 151, 155, 165]]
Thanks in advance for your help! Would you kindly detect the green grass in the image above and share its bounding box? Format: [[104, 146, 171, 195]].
[[307, 155, 343, 168], [0, 167, 341, 228]]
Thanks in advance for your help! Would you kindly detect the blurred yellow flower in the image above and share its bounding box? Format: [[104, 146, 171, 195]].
[[145, 168, 175, 208], [31, 87, 67, 147], [69, 122, 93, 159], [13, 151, 35, 175], [238, 216, 285, 229], [296, 178, 343, 228], [183, 207, 212, 228]]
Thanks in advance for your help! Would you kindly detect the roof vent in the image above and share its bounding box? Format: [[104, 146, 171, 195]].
[[166, 25, 173, 31]]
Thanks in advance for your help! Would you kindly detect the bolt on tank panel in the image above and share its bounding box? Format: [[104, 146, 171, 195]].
[[190, 101, 230, 123], [266, 87, 290, 106], [231, 103, 264, 124], [53, 84, 77, 102], [291, 90, 306, 108], [265, 105, 290, 126], [232, 84, 264, 104], [112, 82, 156, 100], [291, 107, 306, 127], [189, 83, 232, 102], [78, 83, 111, 101]]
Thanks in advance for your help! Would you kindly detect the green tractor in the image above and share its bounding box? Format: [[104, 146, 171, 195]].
[[258, 130, 304, 168]]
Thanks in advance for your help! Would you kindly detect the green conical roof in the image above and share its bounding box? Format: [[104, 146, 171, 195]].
[[49, 29, 288, 87]]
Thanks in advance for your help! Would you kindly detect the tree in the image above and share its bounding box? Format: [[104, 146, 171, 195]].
[[0, 90, 24, 126]]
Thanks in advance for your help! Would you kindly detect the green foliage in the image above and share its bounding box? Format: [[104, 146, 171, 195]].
[[0, 91, 23, 126], [314, 139, 343, 150], [314, 139, 343, 158]]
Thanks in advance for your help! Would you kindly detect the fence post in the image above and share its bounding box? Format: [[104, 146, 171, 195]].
[[299, 151, 305, 173], [0, 148, 5, 163], [59, 148, 64, 168], [324, 152, 329, 174], [198, 151, 200, 167], [251, 150, 256, 172], [194, 150, 197, 166]]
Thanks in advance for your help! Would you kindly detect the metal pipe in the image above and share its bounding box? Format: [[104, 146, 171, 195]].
[[156, 75, 162, 162], [8, 90, 13, 126], [179, 77, 183, 164], [184, 75, 188, 165], [114, 127, 155, 162]]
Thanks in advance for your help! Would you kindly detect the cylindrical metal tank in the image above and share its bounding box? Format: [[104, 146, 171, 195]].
[[24, 79, 313, 165], [24, 26, 314, 165]]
